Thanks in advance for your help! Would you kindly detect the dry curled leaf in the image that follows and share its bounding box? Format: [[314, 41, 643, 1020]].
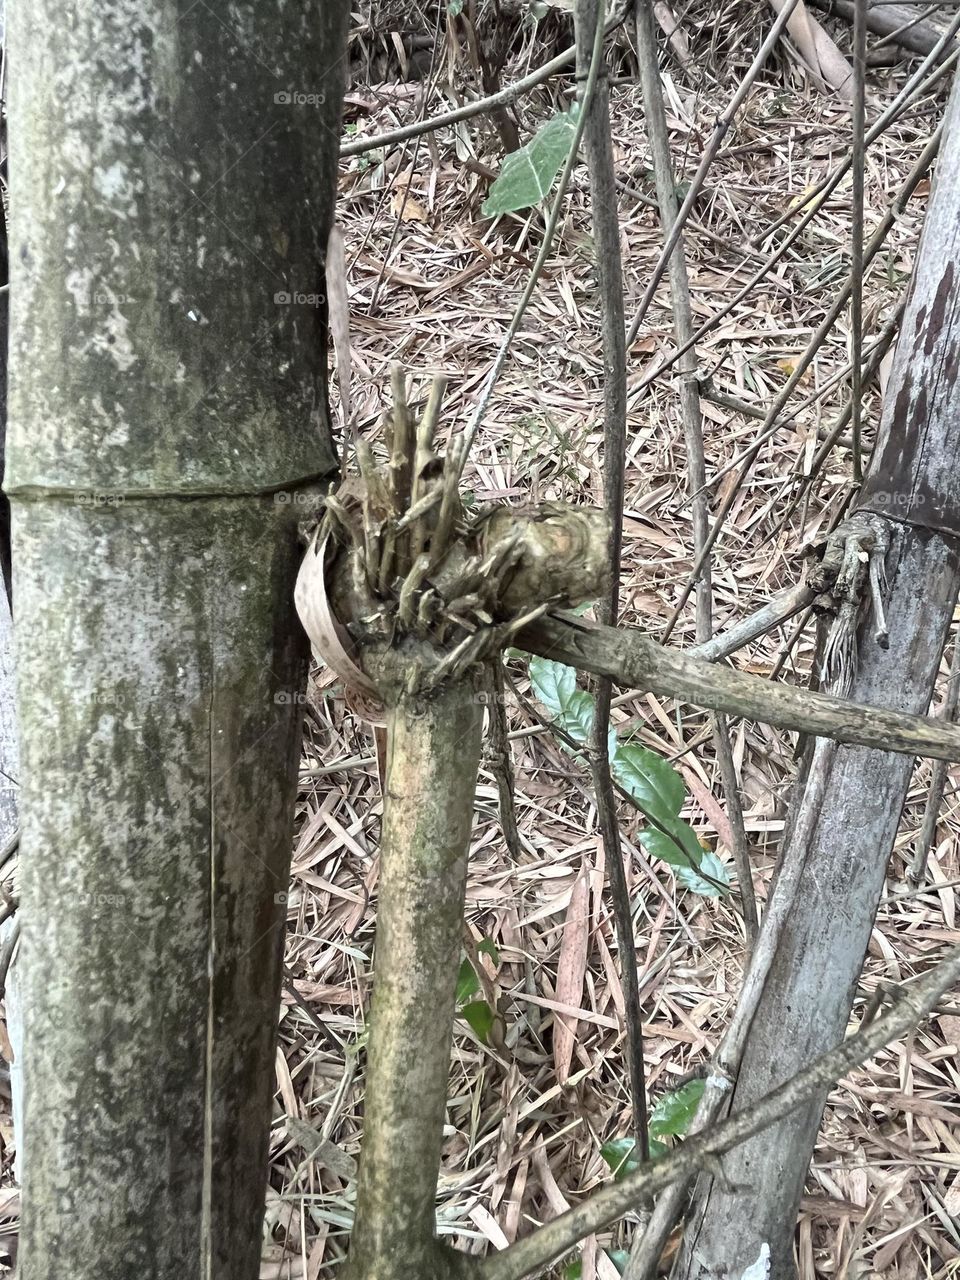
[[294, 530, 381, 703], [553, 858, 590, 1084]]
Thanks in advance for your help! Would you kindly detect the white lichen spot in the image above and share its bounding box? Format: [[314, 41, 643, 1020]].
[[197, 236, 207, 270], [63, 135, 93, 172], [95, 161, 131, 203], [94, 714, 116, 741], [739, 1244, 771, 1280], [92, 305, 137, 372], [53, 175, 67, 197], [193, 50, 203, 65], [188, 165, 203, 186]]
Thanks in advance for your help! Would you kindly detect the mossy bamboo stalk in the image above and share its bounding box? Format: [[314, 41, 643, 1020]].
[[7, 3, 349, 1276], [343, 672, 484, 1280]]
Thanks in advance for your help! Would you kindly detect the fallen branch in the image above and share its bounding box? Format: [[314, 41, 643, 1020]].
[[520, 612, 960, 761], [809, 0, 958, 59]]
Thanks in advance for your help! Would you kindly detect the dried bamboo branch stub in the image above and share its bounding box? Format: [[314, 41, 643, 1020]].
[[520, 612, 960, 761]]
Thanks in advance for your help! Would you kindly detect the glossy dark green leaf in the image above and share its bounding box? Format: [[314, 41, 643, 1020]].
[[455, 957, 480, 1006], [461, 1000, 494, 1044], [528, 655, 617, 753], [649, 1079, 706, 1138], [677, 849, 731, 898], [612, 743, 685, 823], [528, 656, 577, 722], [639, 816, 705, 871], [599, 1135, 668, 1179]]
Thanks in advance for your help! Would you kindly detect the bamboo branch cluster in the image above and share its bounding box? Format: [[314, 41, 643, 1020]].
[[296, 369, 610, 697]]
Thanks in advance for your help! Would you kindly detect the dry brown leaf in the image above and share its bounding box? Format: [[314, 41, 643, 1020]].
[[393, 193, 428, 223], [769, 0, 854, 100], [553, 858, 591, 1084]]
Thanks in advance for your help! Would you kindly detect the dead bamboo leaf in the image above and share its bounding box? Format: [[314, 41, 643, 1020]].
[[553, 858, 590, 1084], [769, 0, 854, 100]]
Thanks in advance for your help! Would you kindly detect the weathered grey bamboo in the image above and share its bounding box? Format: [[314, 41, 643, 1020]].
[[7, 4, 349, 1276], [672, 68, 960, 1280]]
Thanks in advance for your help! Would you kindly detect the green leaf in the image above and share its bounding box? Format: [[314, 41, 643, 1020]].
[[461, 1000, 494, 1044], [529, 656, 598, 746], [599, 1136, 668, 1180], [447, 0, 464, 12], [677, 849, 731, 898], [649, 1079, 706, 1138], [455, 958, 480, 1005], [529, 656, 577, 720], [565, 1250, 632, 1280], [482, 106, 580, 217], [639, 816, 705, 871], [600, 1137, 637, 1179], [612, 743, 685, 824], [478, 937, 500, 964], [559, 688, 597, 745]]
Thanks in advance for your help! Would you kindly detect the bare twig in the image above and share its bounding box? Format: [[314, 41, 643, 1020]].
[[689, 581, 820, 664], [623, 3, 755, 1269], [486, 662, 522, 863], [574, 0, 651, 1167]]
